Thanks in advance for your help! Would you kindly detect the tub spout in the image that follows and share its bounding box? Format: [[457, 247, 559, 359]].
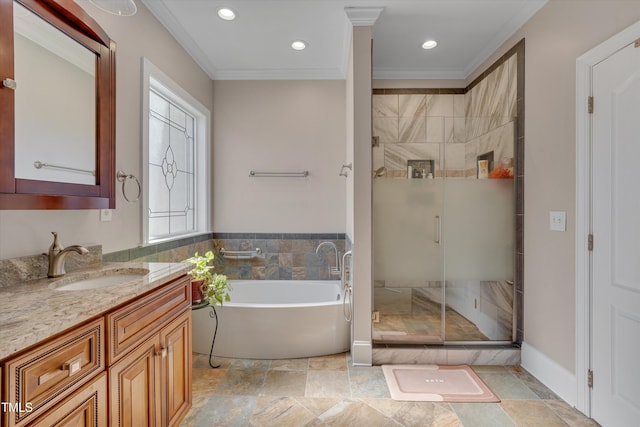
[[316, 241, 340, 277]]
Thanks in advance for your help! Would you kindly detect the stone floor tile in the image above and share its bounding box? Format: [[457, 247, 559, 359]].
[[190, 395, 256, 426], [475, 371, 540, 400], [215, 368, 267, 396], [306, 370, 351, 398], [392, 402, 462, 427], [293, 397, 342, 417], [250, 396, 317, 427], [181, 352, 587, 427], [192, 367, 228, 394], [317, 399, 390, 427], [500, 400, 569, 427], [450, 402, 517, 427], [359, 398, 408, 419], [348, 366, 390, 398], [229, 358, 272, 370], [544, 400, 601, 427], [309, 353, 348, 371], [508, 366, 561, 400], [261, 370, 307, 397], [270, 357, 309, 371]]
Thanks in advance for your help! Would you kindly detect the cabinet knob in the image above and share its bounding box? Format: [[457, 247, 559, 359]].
[[62, 358, 82, 376], [2, 78, 17, 90], [156, 347, 167, 358]]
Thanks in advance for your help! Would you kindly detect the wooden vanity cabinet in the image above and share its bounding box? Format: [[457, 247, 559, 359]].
[[2, 318, 105, 427], [107, 275, 192, 427], [1, 273, 192, 427], [28, 372, 107, 427]]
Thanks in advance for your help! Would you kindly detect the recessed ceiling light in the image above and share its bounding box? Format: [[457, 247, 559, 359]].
[[217, 7, 237, 21], [291, 40, 307, 51], [422, 40, 438, 50]]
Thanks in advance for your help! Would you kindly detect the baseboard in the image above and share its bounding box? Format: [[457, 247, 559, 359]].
[[351, 340, 372, 366], [521, 342, 577, 406]]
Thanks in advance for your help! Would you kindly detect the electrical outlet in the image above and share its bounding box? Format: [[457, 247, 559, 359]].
[[100, 209, 113, 222], [549, 211, 566, 232]]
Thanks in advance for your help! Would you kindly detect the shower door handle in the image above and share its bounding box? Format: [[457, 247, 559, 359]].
[[435, 216, 441, 245]]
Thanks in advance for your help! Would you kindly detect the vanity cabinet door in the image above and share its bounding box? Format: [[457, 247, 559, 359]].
[[3, 317, 105, 427], [106, 275, 190, 364], [160, 311, 191, 427], [109, 335, 162, 427], [29, 372, 107, 427]]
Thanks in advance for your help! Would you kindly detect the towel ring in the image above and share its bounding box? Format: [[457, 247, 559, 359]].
[[116, 170, 141, 203]]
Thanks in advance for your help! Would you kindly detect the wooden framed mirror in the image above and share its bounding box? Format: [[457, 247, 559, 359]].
[[0, 0, 115, 209]]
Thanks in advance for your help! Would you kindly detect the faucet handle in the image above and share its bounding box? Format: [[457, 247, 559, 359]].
[[49, 231, 63, 252]]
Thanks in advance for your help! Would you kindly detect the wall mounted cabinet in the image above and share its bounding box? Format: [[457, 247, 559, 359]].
[[0, 0, 116, 209]]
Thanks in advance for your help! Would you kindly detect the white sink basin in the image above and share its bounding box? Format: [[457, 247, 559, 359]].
[[50, 268, 150, 291]]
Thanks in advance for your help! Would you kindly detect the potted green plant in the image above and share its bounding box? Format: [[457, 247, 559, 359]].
[[183, 251, 230, 306]]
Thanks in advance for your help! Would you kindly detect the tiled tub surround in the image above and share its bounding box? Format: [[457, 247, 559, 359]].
[[0, 261, 189, 359], [102, 232, 346, 281], [210, 234, 346, 281]]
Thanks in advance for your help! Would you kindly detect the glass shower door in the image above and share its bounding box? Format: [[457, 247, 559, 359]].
[[442, 120, 515, 342], [373, 177, 445, 343], [442, 179, 515, 341]]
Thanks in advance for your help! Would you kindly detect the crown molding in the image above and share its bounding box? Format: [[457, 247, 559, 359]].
[[213, 67, 346, 81], [140, 0, 218, 79], [344, 7, 384, 26], [373, 67, 467, 80]]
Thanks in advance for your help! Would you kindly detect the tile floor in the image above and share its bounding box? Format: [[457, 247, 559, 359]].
[[180, 352, 600, 427]]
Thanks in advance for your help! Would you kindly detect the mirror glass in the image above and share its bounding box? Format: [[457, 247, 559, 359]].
[[13, 1, 96, 185]]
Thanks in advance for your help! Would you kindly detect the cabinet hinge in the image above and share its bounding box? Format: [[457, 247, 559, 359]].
[[588, 369, 594, 388], [588, 96, 594, 114], [588, 234, 594, 251]]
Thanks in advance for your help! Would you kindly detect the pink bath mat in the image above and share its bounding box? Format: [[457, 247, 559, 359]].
[[382, 364, 500, 402]]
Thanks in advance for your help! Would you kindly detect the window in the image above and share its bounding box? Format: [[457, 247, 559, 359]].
[[142, 59, 210, 243]]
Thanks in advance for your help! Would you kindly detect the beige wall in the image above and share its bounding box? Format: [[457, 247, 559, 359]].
[[0, 1, 214, 259], [211, 80, 346, 233], [470, 1, 640, 373], [349, 25, 375, 365]]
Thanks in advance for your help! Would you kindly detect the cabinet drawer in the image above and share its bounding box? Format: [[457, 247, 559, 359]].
[[106, 275, 189, 364], [29, 372, 107, 427], [3, 317, 105, 427]]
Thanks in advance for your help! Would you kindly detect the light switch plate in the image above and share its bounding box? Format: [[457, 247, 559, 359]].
[[549, 211, 566, 231], [100, 209, 113, 222]]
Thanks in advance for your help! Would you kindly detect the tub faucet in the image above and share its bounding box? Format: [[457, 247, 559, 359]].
[[47, 232, 89, 278], [316, 241, 340, 277]]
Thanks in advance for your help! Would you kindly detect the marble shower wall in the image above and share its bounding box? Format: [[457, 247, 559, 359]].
[[373, 54, 517, 179]]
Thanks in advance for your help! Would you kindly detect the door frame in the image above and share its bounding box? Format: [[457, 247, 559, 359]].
[[575, 19, 640, 417]]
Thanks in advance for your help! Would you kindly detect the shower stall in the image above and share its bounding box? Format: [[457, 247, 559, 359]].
[[372, 87, 518, 345]]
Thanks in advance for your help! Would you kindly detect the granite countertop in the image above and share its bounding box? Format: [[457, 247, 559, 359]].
[[0, 262, 190, 361]]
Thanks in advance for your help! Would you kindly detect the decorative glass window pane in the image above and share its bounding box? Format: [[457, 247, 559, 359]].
[[148, 88, 195, 240]]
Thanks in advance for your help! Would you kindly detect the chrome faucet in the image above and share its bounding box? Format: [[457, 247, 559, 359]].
[[315, 241, 340, 277], [48, 232, 88, 278]]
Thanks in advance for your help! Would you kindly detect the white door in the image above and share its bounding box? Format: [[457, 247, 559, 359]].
[[591, 39, 640, 427]]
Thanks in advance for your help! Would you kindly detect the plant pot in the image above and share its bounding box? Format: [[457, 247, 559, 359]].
[[191, 279, 207, 305]]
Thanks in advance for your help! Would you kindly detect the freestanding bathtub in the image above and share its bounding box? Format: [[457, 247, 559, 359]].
[[191, 280, 351, 359]]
